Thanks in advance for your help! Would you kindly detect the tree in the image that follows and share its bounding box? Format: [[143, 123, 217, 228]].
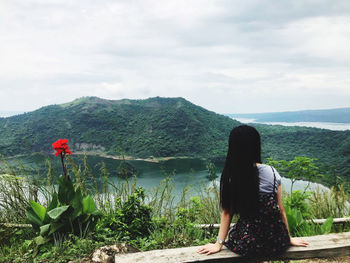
[[267, 156, 323, 218], [267, 156, 323, 195]]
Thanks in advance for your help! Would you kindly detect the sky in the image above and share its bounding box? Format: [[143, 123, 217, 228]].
[[1, 0, 350, 115]]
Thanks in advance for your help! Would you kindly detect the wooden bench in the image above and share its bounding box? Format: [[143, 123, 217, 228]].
[[115, 232, 350, 263]]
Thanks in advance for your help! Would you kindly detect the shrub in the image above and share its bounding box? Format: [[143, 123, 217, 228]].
[[97, 187, 152, 241]]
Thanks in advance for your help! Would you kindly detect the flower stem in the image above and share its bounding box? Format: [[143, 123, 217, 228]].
[[60, 153, 68, 179]]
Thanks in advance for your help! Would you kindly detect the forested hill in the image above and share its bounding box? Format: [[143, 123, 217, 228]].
[[0, 97, 238, 158], [228, 107, 350, 123], [0, 96, 349, 184]]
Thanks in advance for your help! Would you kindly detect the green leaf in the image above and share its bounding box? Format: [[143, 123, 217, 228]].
[[40, 224, 50, 236], [29, 200, 46, 222], [47, 193, 58, 212], [92, 210, 104, 217], [58, 175, 75, 205], [34, 236, 48, 246], [295, 209, 304, 226], [82, 195, 96, 214], [26, 207, 43, 227], [42, 193, 59, 224], [48, 222, 66, 235], [70, 186, 83, 219], [48, 205, 70, 220], [320, 217, 333, 234]]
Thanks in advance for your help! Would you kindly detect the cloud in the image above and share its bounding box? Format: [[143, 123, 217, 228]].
[[0, 0, 350, 113]]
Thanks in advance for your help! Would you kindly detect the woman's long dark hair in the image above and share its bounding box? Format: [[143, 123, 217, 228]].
[[220, 125, 261, 217]]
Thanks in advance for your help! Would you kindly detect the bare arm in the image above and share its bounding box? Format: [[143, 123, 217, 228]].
[[197, 209, 232, 255], [277, 185, 309, 247]]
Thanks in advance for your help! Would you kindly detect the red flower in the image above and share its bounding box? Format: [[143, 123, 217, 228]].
[[52, 139, 73, 157]]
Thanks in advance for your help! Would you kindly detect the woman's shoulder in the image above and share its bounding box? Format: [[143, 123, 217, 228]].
[[257, 164, 281, 181], [257, 163, 274, 170], [257, 163, 278, 171]]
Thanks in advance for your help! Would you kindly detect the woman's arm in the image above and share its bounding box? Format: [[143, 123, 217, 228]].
[[277, 185, 309, 247], [197, 209, 232, 255]]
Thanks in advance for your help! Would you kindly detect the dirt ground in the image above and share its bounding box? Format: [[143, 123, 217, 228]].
[[289, 257, 350, 263]]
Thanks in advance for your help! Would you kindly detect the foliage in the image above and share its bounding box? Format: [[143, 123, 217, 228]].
[[117, 161, 138, 178], [26, 175, 102, 247], [1, 96, 350, 186], [26, 141, 102, 248], [206, 161, 218, 181], [1, 154, 350, 262], [308, 184, 350, 219], [285, 206, 333, 237], [132, 197, 216, 251], [0, 233, 104, 263], [0, 173, 43, 223], [146, 174, 177, 221], [283, 190, 312, 218], [194, 180, 221, 224], [0, 97, 236, 159], [267, 156, 322, 194], [97, 187, 152, 241]]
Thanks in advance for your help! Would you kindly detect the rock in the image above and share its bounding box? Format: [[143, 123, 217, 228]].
[[91, 243, 140, 263]]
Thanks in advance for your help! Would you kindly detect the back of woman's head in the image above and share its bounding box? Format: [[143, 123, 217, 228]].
[[220, 125, 261, 217]]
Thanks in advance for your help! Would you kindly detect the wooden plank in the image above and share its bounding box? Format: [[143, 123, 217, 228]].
[[311, 217, 350, 224], [0, 223, 32, 228], [196, 217, 350, 229], [115, 232, 350, 263]]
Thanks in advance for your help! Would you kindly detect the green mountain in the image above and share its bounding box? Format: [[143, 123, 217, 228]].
[[0, 97, 237, 158], [0, 96, 349, 185], [228, 107, 350, 123]]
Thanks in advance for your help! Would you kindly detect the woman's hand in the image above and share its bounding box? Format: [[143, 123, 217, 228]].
[[197, 242, 222, 255], [290, 237, 309, 247]]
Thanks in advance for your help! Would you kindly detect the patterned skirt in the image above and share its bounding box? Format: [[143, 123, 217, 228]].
[[224, 193, 290, 257]]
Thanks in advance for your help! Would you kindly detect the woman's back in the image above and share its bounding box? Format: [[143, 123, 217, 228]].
[[224, 164, 290, 257], [197, 125, 308, 258]]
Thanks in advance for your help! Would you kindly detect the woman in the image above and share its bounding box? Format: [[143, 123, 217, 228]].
[[197, 125, 308, 258]]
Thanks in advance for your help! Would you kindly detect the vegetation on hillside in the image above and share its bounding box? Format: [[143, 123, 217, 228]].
[[0, 96, 349, 186], [0, 97, 237, 158]]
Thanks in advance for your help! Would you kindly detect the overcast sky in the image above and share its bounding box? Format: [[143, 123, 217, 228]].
[[1, 0, 350, 115]]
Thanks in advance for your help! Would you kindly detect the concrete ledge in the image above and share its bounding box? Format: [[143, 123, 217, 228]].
[[115, 232, 350, 263]]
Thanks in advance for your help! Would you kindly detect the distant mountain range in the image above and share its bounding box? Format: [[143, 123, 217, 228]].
[[0, 110, 24, 118], [227, 107, 350, 123], [0, 97, 349, 185]]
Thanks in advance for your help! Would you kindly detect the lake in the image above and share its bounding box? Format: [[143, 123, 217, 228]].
[[80, 155, 329, 200], [2, 154, 329, 205], [234, 118, 350, 131]]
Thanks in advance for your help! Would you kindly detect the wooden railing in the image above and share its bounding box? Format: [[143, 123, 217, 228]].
[[195, 216, 350, 229], [2, 217, 349, 229]]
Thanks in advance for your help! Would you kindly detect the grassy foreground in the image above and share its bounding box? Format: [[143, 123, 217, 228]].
[[0, 155, 349, 263]]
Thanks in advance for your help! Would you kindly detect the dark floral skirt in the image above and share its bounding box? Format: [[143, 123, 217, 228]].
[[224, 193, 290, 257]]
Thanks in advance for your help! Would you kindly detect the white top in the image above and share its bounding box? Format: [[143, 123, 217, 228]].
[[257, 164, 281, 193]]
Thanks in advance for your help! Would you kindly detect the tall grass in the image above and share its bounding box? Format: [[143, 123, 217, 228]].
[[0, 156, 58, 223], [308, 184, 350, 219], [0, 155, 349, 226]]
